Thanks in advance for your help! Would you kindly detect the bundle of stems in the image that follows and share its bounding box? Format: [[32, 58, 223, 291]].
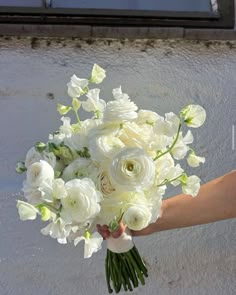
[[105, 245, 148, 293]]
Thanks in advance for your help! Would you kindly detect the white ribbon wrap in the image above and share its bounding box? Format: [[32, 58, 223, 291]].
[[106, 228, 134, 253]]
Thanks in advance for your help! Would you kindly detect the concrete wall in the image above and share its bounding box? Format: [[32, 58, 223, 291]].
[[0, 37, 236, 295]]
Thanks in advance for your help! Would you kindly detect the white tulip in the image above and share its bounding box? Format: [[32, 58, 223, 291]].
[[181, 104, 206, 128], [90, 64, 106, 84], [82, 88, 106, 113], [74, 232, 103, 258], [123, 205, 152, 231], [26, 160, 54, 188], [67, 74, 88, 98], [187, 152, 205, 167], [109, 147, 155, 192], [17, 200, 38, 221], [61, 178, 101, 224], [182, 175, 201, 197]]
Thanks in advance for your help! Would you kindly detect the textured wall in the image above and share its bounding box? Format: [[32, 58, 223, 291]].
[[0, 37, 236, 295]]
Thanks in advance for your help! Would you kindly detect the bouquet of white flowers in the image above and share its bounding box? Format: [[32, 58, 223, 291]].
[[16, 64, 206, 293]]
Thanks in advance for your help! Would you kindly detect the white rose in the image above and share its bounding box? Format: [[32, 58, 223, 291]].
[[122, 205, 152, 231], [61, 178, 102, 224], [187, 152, 205, 167], [181, 104, 206, 128], [109, 147, 155, 192], [62, 158, 99, 182], [67, 74, 88, 98], [182, 175, 201, 197], [103, 88, 138, 123], [16, 200, 38, 221], [90, 64, 106, 84], [26, 160, 54, 188], [82, 88, 106, 113]]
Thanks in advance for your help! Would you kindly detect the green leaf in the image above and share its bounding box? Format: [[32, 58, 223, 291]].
[[35, 141, 47, 153]]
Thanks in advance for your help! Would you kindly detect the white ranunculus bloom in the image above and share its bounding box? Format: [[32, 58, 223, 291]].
[[187, 152, 205, 167], [41, 217, 75, 244], [109, 147, 155, 192], [97, 171, 115, 196], [103, 89, 138, 123], [74, 232, 103, 258], [182, 175, 201, 197], [135, 109, 161, 125], [67, 74, 88, 98], [61, 178, 102, 224], [26, 160, 54, 188], [82, 88, 106, 113], [90, 64, 106, 84], [16, 200, 38, 221], [154, 112, 180, 137], [122, 205, 152, 231], [181, 104, 206, 128], [62, 158, 99, 183], [171, 130, 193, 160]]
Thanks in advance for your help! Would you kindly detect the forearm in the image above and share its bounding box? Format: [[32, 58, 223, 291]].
[[133, 170, 236, 236]]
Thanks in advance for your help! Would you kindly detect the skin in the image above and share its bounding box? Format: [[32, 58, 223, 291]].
[[132, 170, 236, 236]]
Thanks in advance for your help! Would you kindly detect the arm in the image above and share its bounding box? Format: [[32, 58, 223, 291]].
[[132, 170, 236, 236]]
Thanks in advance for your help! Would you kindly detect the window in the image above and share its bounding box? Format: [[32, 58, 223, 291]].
[[0, 0, 234, 28]]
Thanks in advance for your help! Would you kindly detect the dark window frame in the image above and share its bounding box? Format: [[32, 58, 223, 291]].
[[0, 0, 234, 29]]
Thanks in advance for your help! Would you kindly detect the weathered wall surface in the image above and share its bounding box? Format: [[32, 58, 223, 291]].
[[0, 37, 235, 295]]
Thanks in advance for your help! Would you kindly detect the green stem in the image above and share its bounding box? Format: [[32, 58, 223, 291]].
[[131, 247, 148, 277], [156, 174, 183, 188], [121, 253, 138, 288], [154, 123, 181, 161], [126, 252, 145, 285], [73, 108, 81, 126], [105, 250, 113, 293]]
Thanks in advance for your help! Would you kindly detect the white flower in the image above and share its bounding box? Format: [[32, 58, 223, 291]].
[[135, 109, 160, 125], [82, 88, 106, 113], [16, 200, 38, 221], [187, 152, 205, 167], [90, 64, 106, 84], [67, 74, 88, 98], [112, 86, 129, 100], [62, 158, 98, 182], [109, 147, 155, 192], [26, 160, 54, 188], [171, 130, 193, 160], [182, 175, 201, 197], [97, 171, 115, 196], [22, 181, 43, 205], [61, 178, 102, 224], [74, 232, 103, 258], [181, 104, 206, 128], [59, 117, 73, 138], [103, 88, 138, 123], [41, 217, 76, 244], [154, 112, 180, 137], [25, 147, 56, 169], [122, 205, 152, 231], [39, 178, 68, 202]]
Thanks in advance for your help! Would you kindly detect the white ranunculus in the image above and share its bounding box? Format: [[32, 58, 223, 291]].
[[97, 171, 115, 196], [135, 109, 161, 125], [187, 152, 205, 167], [171, 130, 193, 160], [41, 217, 75, 244], [25, 147, 57, 169], [61, 178, 102, 224], [154, 112, 180, 137], [82, 88, 106, 113], [182, 175, 201, 197], [103, 89, 138, 123], [122, 205, 152, 231], [90, 64, 106, 84], [109, 147, 155, 192], [16, 200, 38, 221], [67, 74, 88, 98], [74, 232, 103, 258], [26, 160, 54, 188], [181, 104, 206, 128], [62, 158, 98, 183]]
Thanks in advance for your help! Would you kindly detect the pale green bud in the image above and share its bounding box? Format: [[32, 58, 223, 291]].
[[57, 104, 72, 115], [15, 161, 27, 174], [40, 206, 51, 221], [35, 141, 47, 153]]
